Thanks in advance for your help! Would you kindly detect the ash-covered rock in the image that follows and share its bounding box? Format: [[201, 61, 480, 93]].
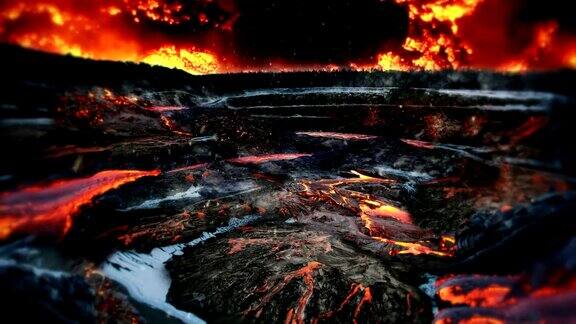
[[0, 260, 96, 323], [0, 46, 575, 323], [166, 223, 431, 323], [455, 191, 576, 272]]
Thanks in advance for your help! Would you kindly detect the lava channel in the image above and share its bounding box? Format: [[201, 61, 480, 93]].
[[0, 169, 160, 240]]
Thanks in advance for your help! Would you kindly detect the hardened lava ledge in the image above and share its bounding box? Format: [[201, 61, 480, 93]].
[[0, 45, 575, 323]]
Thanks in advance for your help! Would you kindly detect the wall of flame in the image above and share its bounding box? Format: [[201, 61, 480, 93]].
[[1, 0, 575, 74]]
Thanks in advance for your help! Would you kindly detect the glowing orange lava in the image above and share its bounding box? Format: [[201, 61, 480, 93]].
[[159, 115, 192, 136], [401, 139, 436, 149], [166, 163, 208, 174], [311, 283, 377, 323], [300, 171, 453, 257], [296, 132, 378, 141], [0, 169, 160, 240], [227, 153, 312, 165], [509, 116, 549, 144], [353, 287, 373, 324], [247, 261, 322, 324], [144, 106, 188, 113], [375, 237, 453, 257], [438, 284, 512, 307], [435, 274, 576, 319], [359, 200, 413, 224]]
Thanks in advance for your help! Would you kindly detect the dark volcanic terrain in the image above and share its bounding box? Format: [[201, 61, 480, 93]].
[[1, 45, 576, 323]]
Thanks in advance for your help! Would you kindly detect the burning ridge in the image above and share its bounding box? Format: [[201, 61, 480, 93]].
[[1, 0, 575, 73]]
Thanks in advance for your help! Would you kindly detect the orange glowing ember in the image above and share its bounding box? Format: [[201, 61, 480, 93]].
[[376, 52, 408, 71], [144, 106, 188, 113], [352, 287, 373, 324], [438, 284, 512, 307], [0, 169, 160, 240], [296, 132, 378, 141], [227, 153, 312, 165], [141, 46, 219, 74], [312, 283, 377, 323], [359, 200, 413, 224], [433, 274, 576, 324], [401, 139, 436, 149], [166, 163, 208, 174], [159, 115, 192, 136], [300, 171, 453, 257], [509, 116, 549, 144], [375, 237, 453, 257], [246, 261, 322, 324]]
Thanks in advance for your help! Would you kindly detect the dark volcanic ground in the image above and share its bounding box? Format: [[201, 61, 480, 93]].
[[1, 45, 576, 323]]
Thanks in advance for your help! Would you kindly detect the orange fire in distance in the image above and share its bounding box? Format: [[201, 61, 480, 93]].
[[1, 0, 575, 74]]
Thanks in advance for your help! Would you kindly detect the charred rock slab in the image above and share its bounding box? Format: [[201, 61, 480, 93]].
[[0, 261, 95, 323], [166, 223, 432, 323], [455, 192, 576, 273], [0, 46, 575, 323]]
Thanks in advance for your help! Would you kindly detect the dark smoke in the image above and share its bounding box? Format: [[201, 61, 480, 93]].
[[233, 0, 409, 64], [518, 0, 576, 32]]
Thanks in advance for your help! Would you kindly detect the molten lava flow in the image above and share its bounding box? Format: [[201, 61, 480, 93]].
[[296, 132, 378, 141], [227, 153, 312, 165], [401, 139, 436, 149], [144, 106, 188, 113], [246, 261, 322, 324], [0, 169, 160, 240], [159, 115, 192, 136], [438, 283, 512, 307], [375, 237, 453, 257], [300, 171, 453, 257], [436, 274, 576, 310], [352, 287, 373, 324], [509, 116, 549, 144], [300, 171, 394, 196], [434, 271, 576, 323], [166, 163, 208, 174], [359, 200, 412, 224], [311, 283, 377, 323]]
